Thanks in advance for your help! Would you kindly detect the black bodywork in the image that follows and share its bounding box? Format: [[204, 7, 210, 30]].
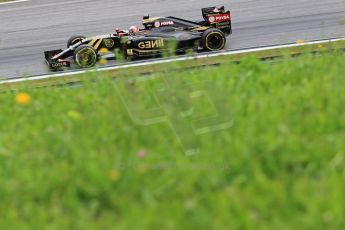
[[44, 6, 232, 70]]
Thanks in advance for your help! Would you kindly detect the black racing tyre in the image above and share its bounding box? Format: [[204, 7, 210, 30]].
[[201, 28, 226, 51], [73, 45, 98, 68], [67, 35, 86, 48]]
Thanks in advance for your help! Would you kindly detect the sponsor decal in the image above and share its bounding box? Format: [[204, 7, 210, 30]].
[[154, 21, 174, 28], [208, 13, 231, 23], [51, 62, 67, 68], [138, 39, 165, 49], [209, 16, 215, 23], [216, 21, 230, 28], [154, 21, 161, 28], [104, 38, 115, 48], [160, 21, 174, 26]]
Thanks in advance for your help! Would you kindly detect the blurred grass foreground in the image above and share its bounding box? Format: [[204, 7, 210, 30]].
[[1, 53, 345, 229]]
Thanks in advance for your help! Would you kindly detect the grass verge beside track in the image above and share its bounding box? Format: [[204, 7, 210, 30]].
[[1, 53, 345, 228]]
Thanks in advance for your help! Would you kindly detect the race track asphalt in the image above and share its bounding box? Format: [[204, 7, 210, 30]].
[[0, 0, 345, 78]]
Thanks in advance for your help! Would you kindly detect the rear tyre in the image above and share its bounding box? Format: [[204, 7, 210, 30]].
[[201, 28, 226, 51], [73, 45, 98, 68], [67, 35, 86, 48]]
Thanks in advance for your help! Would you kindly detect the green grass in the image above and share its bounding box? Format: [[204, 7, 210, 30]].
[[1, 53, 345, 229]]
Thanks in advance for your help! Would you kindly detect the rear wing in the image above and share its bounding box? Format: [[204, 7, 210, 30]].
[[202, 6, 232, 35]]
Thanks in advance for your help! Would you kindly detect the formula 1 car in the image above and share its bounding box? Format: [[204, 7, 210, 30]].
[[44, 6, 232, 70]]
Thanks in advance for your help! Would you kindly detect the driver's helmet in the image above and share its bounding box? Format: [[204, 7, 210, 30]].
[[129, 25, 140, 34]]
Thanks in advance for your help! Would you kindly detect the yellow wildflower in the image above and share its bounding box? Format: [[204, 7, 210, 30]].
[[99, 58, 108, 65], [15, 92, 31, 105], [99, 48, 109, 54]]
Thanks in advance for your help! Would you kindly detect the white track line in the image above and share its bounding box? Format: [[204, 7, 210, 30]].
[[2, 37, 345, 84], [0, 0, 30, 5]]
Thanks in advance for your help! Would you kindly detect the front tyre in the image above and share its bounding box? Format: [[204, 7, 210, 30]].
[[202, 28, 226, 51], [73, 45, 98, 68], [67, 35, 86, 48]]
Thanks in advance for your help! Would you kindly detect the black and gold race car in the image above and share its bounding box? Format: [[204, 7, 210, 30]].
[[44, 6, 232, 70]]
